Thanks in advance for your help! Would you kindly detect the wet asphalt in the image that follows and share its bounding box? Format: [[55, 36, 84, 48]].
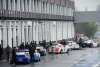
[[0, 47, 100, 67]]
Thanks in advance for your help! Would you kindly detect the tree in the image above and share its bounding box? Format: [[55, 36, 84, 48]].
[[75, 22, 98, 38], [84, 22, 98, 38], [96, 4, 100, 31]]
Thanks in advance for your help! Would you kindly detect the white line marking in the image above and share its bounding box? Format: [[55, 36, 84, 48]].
[[68, 50, 98, 67], [93, 61, 100, 67]]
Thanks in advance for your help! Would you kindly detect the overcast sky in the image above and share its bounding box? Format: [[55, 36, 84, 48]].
[[74, 0, 100, 11]]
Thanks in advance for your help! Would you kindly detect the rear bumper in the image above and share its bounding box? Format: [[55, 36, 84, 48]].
[[34, 56, 39, 61], [39, 52, 45, 55], [82, 43, 91, 47], [16, 58, 29, 63]]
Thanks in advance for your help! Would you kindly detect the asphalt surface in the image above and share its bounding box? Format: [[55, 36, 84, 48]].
[[0, 47, 100, 67]]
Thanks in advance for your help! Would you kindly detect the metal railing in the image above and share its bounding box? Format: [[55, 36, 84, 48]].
[[0, 9, 74, 21]]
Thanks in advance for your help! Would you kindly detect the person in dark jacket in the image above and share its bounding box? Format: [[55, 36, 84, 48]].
[[34, 41, 36, 45], [0, 44, 3, 62], [49, 41, 52, 47], [33, 40, 34, 43], [63, 40, 66, 47], [44, 40, 46, 49], [30, 41, 33, 45], [10, 47, 16, 65], [5, 45, 11, 61], [79, 38, 82, 46], [20, 43, 24, 49], [29, 45, 35, 62], [25, 42, 30, 49]]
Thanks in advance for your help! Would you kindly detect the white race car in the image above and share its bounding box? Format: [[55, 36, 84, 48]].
[[36, 45, 46, 56], [48, 43, 69, 54], [67, 41, 80, 50], [82, 40, 100, 48]]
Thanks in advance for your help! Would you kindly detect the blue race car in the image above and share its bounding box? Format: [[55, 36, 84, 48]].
[[10, 49, 40, 63], [34, 50, 41, 61], [15, 49, 30, 63]]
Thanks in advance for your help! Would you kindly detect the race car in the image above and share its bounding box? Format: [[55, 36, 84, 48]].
[[48, 43, 58, 54], [48, 43, 69, 54], [34, 50, 41, 61], [15, 49, 30, 63], [10, 49, 40, 63], [67, 41, 80, 50], [82, 40, 100, 48], [36, 45, 46, 56]]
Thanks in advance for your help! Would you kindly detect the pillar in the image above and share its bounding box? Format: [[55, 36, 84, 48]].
[[32, 21, 34, 41], [42, 21, 44, 41], [25, 0, 28, 12], [8, 21, 12, 47], [22, 21, 25, 44], [36, 0, 37, 13], [12, 0, 15, 10], [40, 22, 43, 41], [29, 0, 32, 12], [33, 22, 36, 41], [56, 21, 57, 42], [3, 21, 7, 48], [29, 22, 32, 42], [13, 21, 16, 47], [8, 0, 11, 10], [32, 0, 34, 13], [49, 21, 51, 41], [17, 0, 20, 11], [26, 21, 28, 43], [3, 0, 6, 9], [18, 21, 21, 46], [36, 21, 39, 44], [0, 21, 1, 44]]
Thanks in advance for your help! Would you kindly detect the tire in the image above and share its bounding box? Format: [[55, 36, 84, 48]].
[[39, 58, 40, 61], [90, 44, 93, 48], [97, 44, 99, 47], [49, 52, 52, 54], [66, 49, 69, 53], [60, 49, 62, 54]]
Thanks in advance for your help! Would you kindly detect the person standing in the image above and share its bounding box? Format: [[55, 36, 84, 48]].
[[10, 47, 16, 65], [63, 40, 66, 47], [20, 43, 24, 49], [25, 42, 30, 49], [79, 38, 82, 46], [5, 45, 11, 61], [29, 45, 35, 62], [49, 41, 52, 47], [0, 44, 3, 62], [44, 40, 46, 49]]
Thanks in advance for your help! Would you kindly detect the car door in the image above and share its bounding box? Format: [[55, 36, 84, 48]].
[[92, 41, 97, 47]]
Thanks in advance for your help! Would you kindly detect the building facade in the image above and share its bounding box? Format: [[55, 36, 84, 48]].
[[0, 0, 75, 48]]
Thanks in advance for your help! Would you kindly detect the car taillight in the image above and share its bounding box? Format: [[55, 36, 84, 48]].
[[25, 55, 28, 58]]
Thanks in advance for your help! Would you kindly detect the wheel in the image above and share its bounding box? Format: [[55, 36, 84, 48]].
[[60, 49, 62, 54], [48, 52, 52, 54], [90, 44, 93, 48], [37, 58, 40, 62], [44, 53, 46, 56], [97, 44, 99, 47], [66, 49, 69, 53], [39, 58, 40, 61]]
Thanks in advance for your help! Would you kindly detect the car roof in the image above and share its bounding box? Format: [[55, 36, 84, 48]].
[[52, 43, 58, 45], [16, 49, 29, 52]]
